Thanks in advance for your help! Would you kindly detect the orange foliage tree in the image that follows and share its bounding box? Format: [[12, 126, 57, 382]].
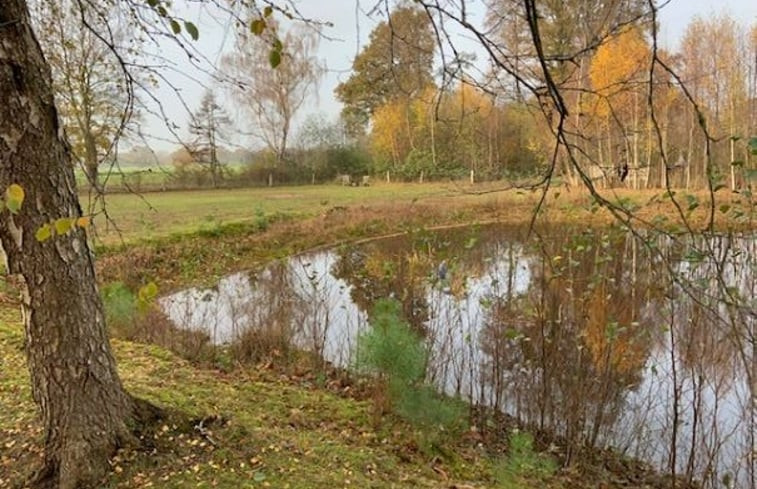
[[589, 26, 651, 188]]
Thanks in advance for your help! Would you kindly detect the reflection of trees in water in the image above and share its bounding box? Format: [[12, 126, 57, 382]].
[[228, 261, 299, 363], [332, 244, 432, 332], [474, 227, 754, 485], [478, 227, 657, 461], [312, 224, 754, 487], [656, 234, 755, 487], [331, 226, 512, 332], [667, 234, 754, 383]]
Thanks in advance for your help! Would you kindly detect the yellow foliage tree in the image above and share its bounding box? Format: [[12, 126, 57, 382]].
[[589, 25, 650, 117], [371, 85, 438, 178], [457, 82, 495, 178], [370, 99, 406, 168], [588, 26, 651, 187]]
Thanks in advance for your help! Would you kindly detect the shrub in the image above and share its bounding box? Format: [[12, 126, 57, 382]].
[[101, 281, 138, 336], [357, 298, 466, 440], [358, 299, 426, 385]]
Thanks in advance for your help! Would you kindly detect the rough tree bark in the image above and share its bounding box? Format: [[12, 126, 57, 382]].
[[0, 1, 142, 488]]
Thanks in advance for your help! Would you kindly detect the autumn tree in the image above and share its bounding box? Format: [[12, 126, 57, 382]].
[[335, 4, 435, 134], [188, 89, 231, 188], [486, 0, 651, 184], [679, 14, 751, 190], [370, 86, 441, 180], [30, 0, 139, 190], [444, 82, 497, 181], [223, 18, 323, 184], [369, 82, 543, 181], [588, 25, 651, 188]]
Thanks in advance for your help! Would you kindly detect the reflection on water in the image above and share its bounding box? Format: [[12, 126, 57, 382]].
[[161, 224, 755, 488]]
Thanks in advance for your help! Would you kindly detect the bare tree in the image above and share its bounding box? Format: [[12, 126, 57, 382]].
[[188, 89, 231, 188], [223, 19, 324, 184]]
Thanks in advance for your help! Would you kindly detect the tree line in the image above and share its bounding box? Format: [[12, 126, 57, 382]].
[[334, 2, 757, 189], [35, 1, 756, 189]]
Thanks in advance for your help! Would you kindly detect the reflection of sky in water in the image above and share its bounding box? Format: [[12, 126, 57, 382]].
[[161, 271, 254, 344], [286, 253, 367, 367], [161, 230, 754, 488]]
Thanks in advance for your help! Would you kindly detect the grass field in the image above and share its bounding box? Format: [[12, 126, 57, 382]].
[[87, 183, 467, 245], [87, 182, 752, 246]]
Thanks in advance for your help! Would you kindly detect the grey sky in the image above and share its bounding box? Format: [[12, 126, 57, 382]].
[[136, 0, 757, 153]]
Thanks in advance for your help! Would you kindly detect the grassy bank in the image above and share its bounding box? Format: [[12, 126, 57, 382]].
[[0, 306, 683, 489], [1, 312, 568, 489]]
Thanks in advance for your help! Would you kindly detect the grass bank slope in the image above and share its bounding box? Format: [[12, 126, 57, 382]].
[[1, 311, 569, 489]]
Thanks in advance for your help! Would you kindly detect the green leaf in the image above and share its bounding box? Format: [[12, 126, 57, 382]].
[[269, 48, 281, 68], [170, 19, 181, 35], [730, 160, 744, 167], [157, 5, 167, 17], [137, 282, 159, 312], [263, 6, 273, 17], [184, 21, 199, 40], [251, 19, 266, 35], [54, 217, 74, 235], [684, 193, 699, 211], [146, 0, 159, 7], [504, 328, 520, 340], [719, 204, 730, 214], [5, 184, 24, 214], [138, 282, 158, 301], [35, 224, 52, 243]]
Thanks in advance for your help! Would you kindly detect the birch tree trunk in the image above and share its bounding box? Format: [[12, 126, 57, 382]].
[[0, 2, 140, 487]]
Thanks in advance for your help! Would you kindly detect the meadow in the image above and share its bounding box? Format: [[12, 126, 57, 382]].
[[85, 182, 497, 245], [87, 181, 750, 246]]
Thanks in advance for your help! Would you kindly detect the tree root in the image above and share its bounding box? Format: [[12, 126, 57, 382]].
[[25, 396, 165, 489]]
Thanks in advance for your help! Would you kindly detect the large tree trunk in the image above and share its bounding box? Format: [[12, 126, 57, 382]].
[[0, 2, 137, 488]]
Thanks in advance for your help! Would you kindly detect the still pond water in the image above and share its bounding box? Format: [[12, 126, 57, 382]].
[[161, 224, 755, 489]]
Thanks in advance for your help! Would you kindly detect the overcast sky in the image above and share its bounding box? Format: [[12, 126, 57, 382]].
[[135, 0, 757, 153]]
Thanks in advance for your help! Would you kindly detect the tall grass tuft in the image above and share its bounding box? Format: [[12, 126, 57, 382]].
[[493, 431, 557, 488]]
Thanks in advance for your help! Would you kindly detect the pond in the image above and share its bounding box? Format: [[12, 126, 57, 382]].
[[161, 224, 755, 489]]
